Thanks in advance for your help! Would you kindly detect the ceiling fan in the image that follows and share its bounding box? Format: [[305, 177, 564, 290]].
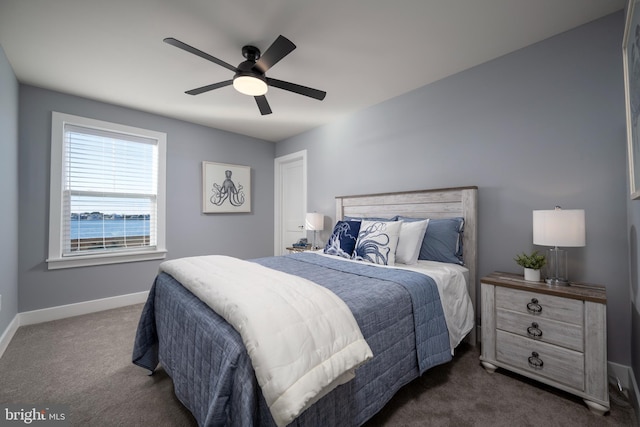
[[164, 35, 326, 115]]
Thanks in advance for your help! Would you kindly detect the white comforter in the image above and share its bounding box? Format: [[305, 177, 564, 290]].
[[159, 255, 373, 427]]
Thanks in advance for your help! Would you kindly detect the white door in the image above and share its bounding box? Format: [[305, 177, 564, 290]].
[[274, 150, 307, 255]]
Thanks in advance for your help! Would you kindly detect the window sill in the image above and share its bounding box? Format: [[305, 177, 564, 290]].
[[46, 248, 167, 270]]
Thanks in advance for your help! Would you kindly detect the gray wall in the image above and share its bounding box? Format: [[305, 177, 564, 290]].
[[0, 46, 19, 334], [276, 12, 630, 365], [18, 86, 275, 312]]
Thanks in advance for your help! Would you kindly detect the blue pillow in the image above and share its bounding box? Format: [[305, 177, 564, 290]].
[[398, 216, 464, 265], [324, 220, 362, 258]]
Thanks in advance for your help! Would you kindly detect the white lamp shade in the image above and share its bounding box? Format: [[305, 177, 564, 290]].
[[533, 209, 585, 247], [305, 213, 324, 231]]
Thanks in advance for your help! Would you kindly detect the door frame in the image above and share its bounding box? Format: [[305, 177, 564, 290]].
[[274, 150, 307, 255]]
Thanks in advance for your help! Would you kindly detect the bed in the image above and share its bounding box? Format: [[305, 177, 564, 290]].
[[133, 186, 478, 426]]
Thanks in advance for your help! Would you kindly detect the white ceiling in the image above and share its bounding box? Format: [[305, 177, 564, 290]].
[[0, 0, 626, 142]]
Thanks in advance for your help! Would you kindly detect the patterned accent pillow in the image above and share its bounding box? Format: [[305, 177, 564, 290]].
[[324, 220, 362, 258], [352, 220, 402, 266]]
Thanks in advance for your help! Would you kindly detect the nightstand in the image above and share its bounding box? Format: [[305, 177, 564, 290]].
[[286, 246, 311, 253], [480, 272, 609, 415]]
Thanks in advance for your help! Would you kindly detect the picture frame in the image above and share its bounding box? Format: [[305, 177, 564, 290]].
[[202, 161, 251, 213], [623, 0, 640, 199]]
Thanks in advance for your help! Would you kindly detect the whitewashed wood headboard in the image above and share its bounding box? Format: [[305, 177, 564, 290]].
[[335, 186, 478, 345]]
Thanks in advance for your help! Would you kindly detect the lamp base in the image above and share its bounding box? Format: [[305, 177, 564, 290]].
[[545, 278, 570, 286], [545, 247, 570, 287]]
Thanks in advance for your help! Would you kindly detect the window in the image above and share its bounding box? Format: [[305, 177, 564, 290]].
[[48, 112, 167, 269]]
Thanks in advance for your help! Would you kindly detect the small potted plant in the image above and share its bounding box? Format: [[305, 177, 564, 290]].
[[514, 250, 546, 282]]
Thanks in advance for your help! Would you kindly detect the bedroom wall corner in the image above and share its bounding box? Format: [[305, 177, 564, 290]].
[[0, 44, 20, 352]]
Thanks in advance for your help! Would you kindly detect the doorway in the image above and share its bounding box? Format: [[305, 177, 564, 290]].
[[274, 150, 307, 255]]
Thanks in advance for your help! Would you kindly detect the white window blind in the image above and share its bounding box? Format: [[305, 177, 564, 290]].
[[63, 124, 158, 255], [48, 112, 167, 269]]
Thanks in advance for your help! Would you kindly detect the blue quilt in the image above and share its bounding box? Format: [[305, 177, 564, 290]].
[[133, 253, 451, 426], [263, 253, 451, 374]]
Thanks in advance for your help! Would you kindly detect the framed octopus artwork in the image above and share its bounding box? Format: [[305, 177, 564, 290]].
[[202, 161, 251, 213]]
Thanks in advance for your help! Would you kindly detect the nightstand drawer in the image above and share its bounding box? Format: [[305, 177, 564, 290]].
[[496, 286, 583, 325], [496, 308, 584, 352], [496, 330, 584, 391]]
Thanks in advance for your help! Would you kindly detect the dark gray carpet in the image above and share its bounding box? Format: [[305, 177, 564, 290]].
[[0, 304, 636, 426]]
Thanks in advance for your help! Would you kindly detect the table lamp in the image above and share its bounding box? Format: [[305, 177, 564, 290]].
[[305, 213, 324, 249], [532, 206, 585, 286]]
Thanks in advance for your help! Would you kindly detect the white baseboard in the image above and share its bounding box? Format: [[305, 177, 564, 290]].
[[609, 361, 631, 391], [19, 291, 149, 326], [608, 360, 640, 419], [0, 314, 20, 360], [0, 291, 148, 359]]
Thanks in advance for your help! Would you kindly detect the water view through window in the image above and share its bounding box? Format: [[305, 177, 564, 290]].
[[69, 213, 151, 252]]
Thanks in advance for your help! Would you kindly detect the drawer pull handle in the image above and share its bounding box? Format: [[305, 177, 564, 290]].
[[528, 352, 544, 370], [527, 322, 543, 339], [526, 298, 542, 314]]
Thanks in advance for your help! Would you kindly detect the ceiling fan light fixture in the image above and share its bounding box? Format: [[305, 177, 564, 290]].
[[164, 35, 325, 115], [233, 75, 268, 96]]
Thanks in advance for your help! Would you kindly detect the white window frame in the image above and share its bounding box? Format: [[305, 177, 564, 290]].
[[47, 112, 167, 269]]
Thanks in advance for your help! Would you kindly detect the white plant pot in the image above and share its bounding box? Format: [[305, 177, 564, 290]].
[[524, 268, 540, 282]]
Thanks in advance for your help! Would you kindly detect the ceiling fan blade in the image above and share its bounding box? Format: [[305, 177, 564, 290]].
[[164, 37, 237, 73], [185, 80, 233, 95], [266, 78, 326, 101], [255, 95, 272, 115], [253, 35, 296, 73]]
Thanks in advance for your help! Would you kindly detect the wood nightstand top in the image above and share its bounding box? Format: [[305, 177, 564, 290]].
[[481, 271, 606, 304], [286, 246, 312, 253]]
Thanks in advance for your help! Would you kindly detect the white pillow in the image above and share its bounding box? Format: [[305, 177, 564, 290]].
[[352, 220, 402, 266], [395, 219, 429, 265]]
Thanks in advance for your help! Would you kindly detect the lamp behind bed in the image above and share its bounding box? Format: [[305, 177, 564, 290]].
[[305, 212, 324, 249]]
